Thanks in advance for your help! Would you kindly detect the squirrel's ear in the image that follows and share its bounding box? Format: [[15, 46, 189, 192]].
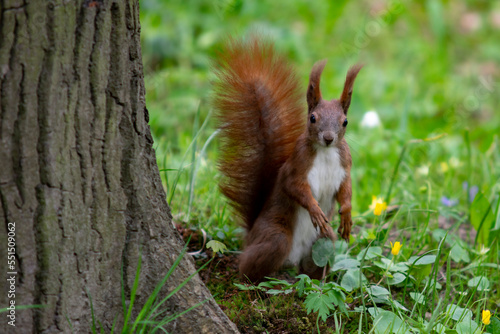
[[307, 59, 327, 113], [340, 64, 363, 115]]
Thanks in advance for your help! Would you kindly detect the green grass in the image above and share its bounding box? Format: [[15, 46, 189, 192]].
[[140, 0, 499, 332], [85, 240, 211, 333]]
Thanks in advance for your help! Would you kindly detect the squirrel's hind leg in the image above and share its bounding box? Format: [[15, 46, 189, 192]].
[[239, 229, 292, 282]]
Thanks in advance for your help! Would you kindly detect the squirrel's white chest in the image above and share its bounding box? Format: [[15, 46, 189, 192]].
[[308, 147, 346, 208], [287, 147, 346, 265]]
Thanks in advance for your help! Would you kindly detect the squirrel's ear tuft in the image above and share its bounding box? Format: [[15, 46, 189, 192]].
[[307, 59, 327, 113], [340, 64, 363, 115]]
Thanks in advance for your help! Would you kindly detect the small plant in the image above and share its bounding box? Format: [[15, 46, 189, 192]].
[[235, 274, 348, 333], [87, 240, 211, 333], [206, 239, 228, 256]]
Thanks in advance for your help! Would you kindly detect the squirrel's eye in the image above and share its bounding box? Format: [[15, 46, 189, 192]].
[[343, 119, 348, 127], [310, 114, 316, 123]]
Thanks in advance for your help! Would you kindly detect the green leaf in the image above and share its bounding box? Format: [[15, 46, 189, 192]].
[[206, 240, 227, 254], [375, 258, 409, 272], [367, 307, 379, 318], [456, 319, 480, 334], [372, 310, 406, 334], [357, 246, 383, 261], [257, 281, 274, 289], [467, 276, 490, 291], [445, 304, 472, 322], [423, 277, 442, 290], [266, 289, 292, 295], [367, 285, 390, 297], [391, 262, 410, 273], [295, 274, 312, 297], [471, 192, 495, 246], [410, 292, 425, 305], [489, 316, 500, 334], [332, 258, 360, 272], [312, 238, 335, 267], [341, 268, 366, 291], [334, 239, 348, 254], [408, 255, 436, 281], [392, 300, 409, 312], [432, 229, 452, 245], [490, 228, 500, 248], [495, 198, 500, 230], [323, 281, 344, 293], [432, 323, 447, 334], [387, 273, 406, 285], [304, 292, 335, 322], [265, 277, 292, 287], [425, 0, 446, 42], [234, 283, 263, 291], [408, 255, 437, 266], [326, 289, 348, 315], [450, 244, 470, 263]]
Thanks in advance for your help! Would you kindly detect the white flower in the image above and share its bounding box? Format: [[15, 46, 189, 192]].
[[416, 164, 430, 176], [360, 110, 381, 128], [479, 245, 490, 255], [449, 157, 461, 168]]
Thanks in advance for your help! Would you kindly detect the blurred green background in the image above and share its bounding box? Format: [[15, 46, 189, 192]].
[[139, 0, 500, 245]]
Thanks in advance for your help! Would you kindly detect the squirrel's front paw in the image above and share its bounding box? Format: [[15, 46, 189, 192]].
[[337, 211, 352, 242], [322, 224, 335, 241], [310, 205, 334, 240]]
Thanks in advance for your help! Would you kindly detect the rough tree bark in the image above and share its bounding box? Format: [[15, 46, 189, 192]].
[[0, 0, 238, 333]]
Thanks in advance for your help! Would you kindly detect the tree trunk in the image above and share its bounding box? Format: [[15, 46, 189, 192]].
[[0, 0, 238, 332]]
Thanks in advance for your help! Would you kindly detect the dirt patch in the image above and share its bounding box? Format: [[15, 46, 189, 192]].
[[437, 215, 477, 244]]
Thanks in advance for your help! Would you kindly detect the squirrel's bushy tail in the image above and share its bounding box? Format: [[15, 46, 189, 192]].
[[213, 36, 305, 229]]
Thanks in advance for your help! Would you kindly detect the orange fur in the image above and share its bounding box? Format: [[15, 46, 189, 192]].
[[213, 36, 362, 281], [213, 36, 305, 229]]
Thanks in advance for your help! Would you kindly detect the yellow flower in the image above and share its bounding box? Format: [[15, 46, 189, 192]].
[[440, 162, 449, 173], [390, 241, 402, 256], [482, 309, 491, 325], [370, 196, 387, 216]]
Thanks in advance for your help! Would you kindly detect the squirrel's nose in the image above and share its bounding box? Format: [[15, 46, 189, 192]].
[[324, 132, 334, 146]]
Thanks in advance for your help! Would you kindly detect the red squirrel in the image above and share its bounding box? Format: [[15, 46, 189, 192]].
[[213, 36, 362, 282]]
